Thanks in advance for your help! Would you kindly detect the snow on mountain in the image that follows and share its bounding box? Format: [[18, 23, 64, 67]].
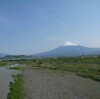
[[63, 42, 78, 46]]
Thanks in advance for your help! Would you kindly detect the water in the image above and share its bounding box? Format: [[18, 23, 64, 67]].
[[0, 66, 21, 99]]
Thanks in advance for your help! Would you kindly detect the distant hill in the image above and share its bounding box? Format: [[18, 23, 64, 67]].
[[32, 45, 100, 57], [0, 53, 7, 58], [2, 55, 31, 59]]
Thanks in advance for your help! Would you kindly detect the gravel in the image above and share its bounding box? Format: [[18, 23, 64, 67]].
[[23, 67, 100, 99]]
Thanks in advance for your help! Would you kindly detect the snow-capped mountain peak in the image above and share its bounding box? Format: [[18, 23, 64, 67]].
[[63, 42, 78, 46]]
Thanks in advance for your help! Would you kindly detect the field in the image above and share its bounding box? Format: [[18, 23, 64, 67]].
[[0, 57, 100, 99], [16, 57, 100, 81], [1, 57, 100, 81], [22, 57, 100, 99]]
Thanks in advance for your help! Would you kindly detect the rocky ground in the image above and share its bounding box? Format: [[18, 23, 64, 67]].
[[23, 67, 100, 99]]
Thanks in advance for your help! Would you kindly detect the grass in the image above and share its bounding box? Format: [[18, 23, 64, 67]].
[[22, 57, 100, 81], [0, 60, 16, 67], [1, 57, 100, 81], [9, 66, 24, 70], [7, 74, 24, 99], [77, 72, 100, 81], [0, 61, 8, 66]]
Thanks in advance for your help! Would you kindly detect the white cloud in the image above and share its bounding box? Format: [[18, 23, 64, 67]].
[[64, 41, 78, 46]]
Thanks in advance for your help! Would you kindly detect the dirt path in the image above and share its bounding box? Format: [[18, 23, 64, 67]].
[[23, 67, 100, 99]]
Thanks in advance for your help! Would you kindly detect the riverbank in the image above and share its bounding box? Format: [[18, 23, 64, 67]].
[[0, 68, 21, 99], [7, 74, 24, 99], [23, 67, 100, 99]]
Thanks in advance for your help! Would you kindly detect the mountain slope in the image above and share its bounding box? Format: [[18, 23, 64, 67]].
[[0, 53, 7, 58], [32, 45, 100, 57]]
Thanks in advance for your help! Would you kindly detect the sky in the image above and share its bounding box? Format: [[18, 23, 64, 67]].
[[0, 0, 100, 55]]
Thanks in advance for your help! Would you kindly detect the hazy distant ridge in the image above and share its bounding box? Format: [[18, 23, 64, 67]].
[[0, 53, 7, 58]]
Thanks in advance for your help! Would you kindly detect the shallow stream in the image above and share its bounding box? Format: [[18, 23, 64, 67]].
[[0, 65, 21, 99]]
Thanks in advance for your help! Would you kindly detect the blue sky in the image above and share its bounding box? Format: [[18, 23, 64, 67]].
[[0, 0, 100, 55]]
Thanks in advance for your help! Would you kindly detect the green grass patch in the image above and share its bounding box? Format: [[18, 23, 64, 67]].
[[77, 73, 100, 81], [9, 66, 24, 70], [0, 61, 8, 66], [7, 74, 24, 99]]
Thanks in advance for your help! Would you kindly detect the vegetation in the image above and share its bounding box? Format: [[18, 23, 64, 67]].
[[0, 60, 16, 67], [1, 57, 100, 81], [9, 66, 24, 70], [7, 74, 24, 99], [0, 61, 8, 66], [18, 57, 100, 81]]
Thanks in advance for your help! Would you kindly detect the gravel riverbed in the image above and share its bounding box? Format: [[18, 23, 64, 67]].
[[23, 67, 100, 99]]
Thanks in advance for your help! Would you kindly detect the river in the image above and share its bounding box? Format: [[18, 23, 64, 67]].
[[0, 65, 21, 99]]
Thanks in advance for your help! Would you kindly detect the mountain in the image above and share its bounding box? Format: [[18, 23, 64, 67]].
[[0, 53, 7, 58], [2, 55, 32, 59], [32, 45, 100, 57]]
